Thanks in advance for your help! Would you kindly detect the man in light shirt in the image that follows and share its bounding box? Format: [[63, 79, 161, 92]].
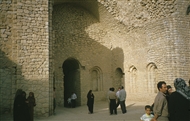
[[71, 92, 77, 108], [119, 86, 127, 114]]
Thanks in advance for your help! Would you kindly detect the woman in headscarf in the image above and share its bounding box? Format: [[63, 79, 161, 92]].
[[13, 89, 23, 121], [168, 78, 190, 121], [27, 92, 36, 121], [21, 91, 30, 121], [87, 90, 94, 114]]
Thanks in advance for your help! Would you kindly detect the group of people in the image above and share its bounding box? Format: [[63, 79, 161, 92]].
[[140, 78, 190, 121], [107, 86, 127, 115], [13, 89, 36, 121], [14, 78, 189, 121], [86, 86, 127, 115]]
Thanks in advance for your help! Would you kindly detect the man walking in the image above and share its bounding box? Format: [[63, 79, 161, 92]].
[[152, 81, 169, 121], [119, 86, 127, 114]]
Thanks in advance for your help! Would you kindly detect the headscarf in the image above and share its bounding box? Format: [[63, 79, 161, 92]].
[[14, 89, 23, 99], [174, 78, 190, 100], [87, 90, 92, 97]]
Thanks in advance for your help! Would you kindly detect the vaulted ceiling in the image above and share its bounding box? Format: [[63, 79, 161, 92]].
[[53, 0, 99, 19]]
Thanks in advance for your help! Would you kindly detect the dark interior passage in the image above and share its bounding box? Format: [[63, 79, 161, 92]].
[[62, 58, 81, 107]]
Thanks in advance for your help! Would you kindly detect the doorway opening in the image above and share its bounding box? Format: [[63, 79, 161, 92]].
[[62, 58, 81, 107], [115, 68, 124, 87]]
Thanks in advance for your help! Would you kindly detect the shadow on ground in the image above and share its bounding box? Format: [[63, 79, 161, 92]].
[[36, 101, 148, 121], [0, 101, 149, 121]]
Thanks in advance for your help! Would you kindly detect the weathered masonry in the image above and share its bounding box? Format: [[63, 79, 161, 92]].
[[0, 0, 190, 117]]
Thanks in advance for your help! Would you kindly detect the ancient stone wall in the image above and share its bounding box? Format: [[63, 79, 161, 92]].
[[98, 0, 177, 29], [53, 0, 190, 110], [1, 0, 190, 119], [96, 0, 190, 101], [52, 3, 114, 106], [13, 0, 51, 117], [123, 0, 190, 101], [0, 0, 15, 115], [0, 0, 52, 117]]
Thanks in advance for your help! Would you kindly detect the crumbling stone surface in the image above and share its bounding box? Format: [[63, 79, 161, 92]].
[[98, 0, 177, 30], [0, 0, 190, 119]]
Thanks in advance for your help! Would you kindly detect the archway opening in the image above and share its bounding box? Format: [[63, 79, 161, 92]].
[[115, 68, 124, 87], [62, 58, 81, 107]]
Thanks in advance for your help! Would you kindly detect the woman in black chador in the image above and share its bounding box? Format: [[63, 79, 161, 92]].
[[168, 78, 190, 121], [27, 92, 36, 121], [13, 90, 29, 121], [87, 90, 94, 114], [13, 89, 23, 121]]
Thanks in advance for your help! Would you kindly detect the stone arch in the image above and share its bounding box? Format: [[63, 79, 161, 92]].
[[129, 66, 137, 93], [62, 58, 81, 107], [186, 5, 190, 15], [114, 68, 124, 87], [147, 62, 158, 93], [89, 66, 103, 91]]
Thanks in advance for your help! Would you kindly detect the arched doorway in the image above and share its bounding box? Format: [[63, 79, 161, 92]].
[[115, 68, 124, 87], [62, 58, 81, 107]]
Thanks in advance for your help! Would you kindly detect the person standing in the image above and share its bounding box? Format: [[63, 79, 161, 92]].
[[108, 87, 117, 115], [116, 87, 120, 108], [53, 87, 56, 114], [71, 92, 77, 108], [107, 88, 112, 111], [119, 86, 127, 114], [87, 90, 94, 114], [152, 81, 169, 121], [168, 78, 190, 121], [27, 92, 36, 121], [13, 89, 23, 121], [20, 91, 30, 121]]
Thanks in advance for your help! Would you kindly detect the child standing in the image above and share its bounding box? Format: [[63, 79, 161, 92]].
[[140, 105, 154, 121]]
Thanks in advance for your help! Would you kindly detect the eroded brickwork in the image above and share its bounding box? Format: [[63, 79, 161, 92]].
[[98, 0, 177, 29], [0, 0, 190, 119]]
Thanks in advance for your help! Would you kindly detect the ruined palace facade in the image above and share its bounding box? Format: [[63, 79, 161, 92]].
[[0, 0, 190, 117]]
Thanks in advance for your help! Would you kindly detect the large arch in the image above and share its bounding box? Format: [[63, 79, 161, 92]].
[[62, 58, 81, 107]]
